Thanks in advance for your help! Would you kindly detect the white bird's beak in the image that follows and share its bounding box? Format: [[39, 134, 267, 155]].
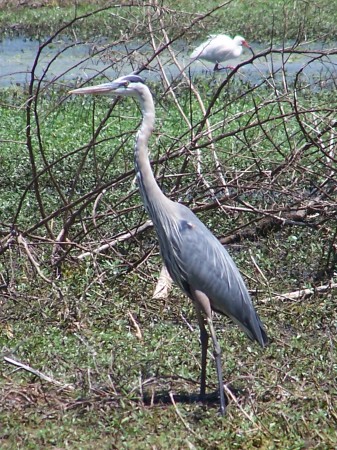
[[242, 40, 251, 49]]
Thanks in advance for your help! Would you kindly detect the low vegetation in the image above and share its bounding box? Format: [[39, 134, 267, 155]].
[[0, 0, 337, 42], [1, 1, 337, 449]]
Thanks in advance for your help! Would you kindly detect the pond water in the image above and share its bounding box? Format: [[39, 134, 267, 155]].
[[0, 36, 336, 89]]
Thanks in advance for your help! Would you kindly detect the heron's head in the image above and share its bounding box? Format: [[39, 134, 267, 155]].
[[69, 74, 146, 98]]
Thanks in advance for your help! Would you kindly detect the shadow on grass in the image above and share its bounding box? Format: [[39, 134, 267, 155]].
[[142, 385, 242, 408]]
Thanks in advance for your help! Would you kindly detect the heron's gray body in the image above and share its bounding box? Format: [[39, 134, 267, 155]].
[[70, 74, 267, 415], [144, 196, 266, 346], [132, 82, 266, 348]]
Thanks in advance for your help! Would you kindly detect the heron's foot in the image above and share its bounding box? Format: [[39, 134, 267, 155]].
[[218, 403, 226, 416], [198, 391, 206, 403], [198, 389, 227, 411]]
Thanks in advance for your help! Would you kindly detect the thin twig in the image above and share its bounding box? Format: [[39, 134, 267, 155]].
[[3, 355, 74, 391], [267, 282, 337, 302], [17, 234, 52, 284]]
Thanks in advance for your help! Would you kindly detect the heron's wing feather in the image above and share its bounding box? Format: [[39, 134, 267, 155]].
[[162, 205, 267, 346]]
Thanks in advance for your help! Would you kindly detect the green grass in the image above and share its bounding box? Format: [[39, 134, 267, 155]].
[[1, 1, 337, 448], [0, 0, 336, 42], [1, 80, 337, 448], [1, 272, 336, 448]]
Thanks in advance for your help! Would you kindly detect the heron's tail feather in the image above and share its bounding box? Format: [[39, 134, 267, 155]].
[[231, 312, 268, 348], [255, 320, 268, 347]]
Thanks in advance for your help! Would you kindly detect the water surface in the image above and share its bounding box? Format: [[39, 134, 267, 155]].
[[0, 36, 336, 88]]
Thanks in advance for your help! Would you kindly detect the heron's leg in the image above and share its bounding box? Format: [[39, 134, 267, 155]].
[[194, 306, 208, 400], [191, 289, 226, 415], [214, 62, 219, 71], [206, 316, 226, 416]]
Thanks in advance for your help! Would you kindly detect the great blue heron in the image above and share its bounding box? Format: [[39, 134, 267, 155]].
[[70, 74, 268, 415], [190, 34, 251, 71]]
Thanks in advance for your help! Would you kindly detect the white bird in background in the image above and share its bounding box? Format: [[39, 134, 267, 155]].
[[190, 34, 251, 71]]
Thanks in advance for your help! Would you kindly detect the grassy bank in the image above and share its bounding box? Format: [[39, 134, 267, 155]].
[[1, 1, 337, 449], [1, 75, 337, 447], [0, 0, 336, 42]]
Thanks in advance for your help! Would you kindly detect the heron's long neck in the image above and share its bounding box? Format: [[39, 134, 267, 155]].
[[135, 89, 170, 220]]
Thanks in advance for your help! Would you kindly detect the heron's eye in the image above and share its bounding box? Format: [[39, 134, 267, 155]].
[[123, 81, 129, 87]]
